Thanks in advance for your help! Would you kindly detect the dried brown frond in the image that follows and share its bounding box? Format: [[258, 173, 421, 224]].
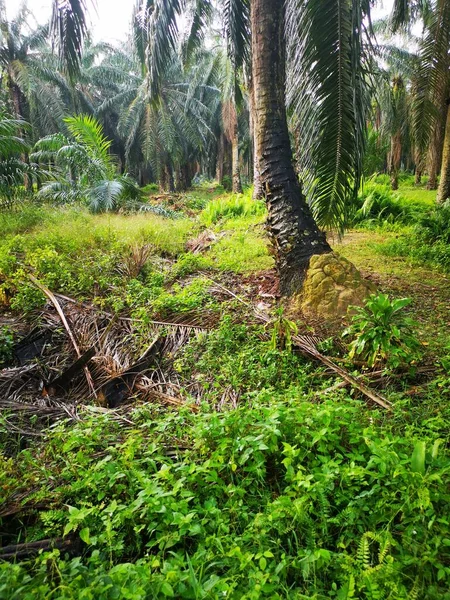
[[116, 243, 154, 279]]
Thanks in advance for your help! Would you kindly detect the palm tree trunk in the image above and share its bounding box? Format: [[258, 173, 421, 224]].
[[388, 131, 401, 191], [249, 80, 263, 200], [427, 100, 447, 190], [216, 133, 225, 183], [437, 100, 450, 204], [231, 114, 243, 193], [251, 0, 330, 295], [414, 167, 422, 186]]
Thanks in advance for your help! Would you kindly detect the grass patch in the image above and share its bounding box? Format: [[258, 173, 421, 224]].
[[397, 186, 437, 205], [206, 227, 272, 273], [200, 190, 266, 226]]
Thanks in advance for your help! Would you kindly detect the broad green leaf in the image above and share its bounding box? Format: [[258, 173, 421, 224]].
[[411, 441, 426, 475]]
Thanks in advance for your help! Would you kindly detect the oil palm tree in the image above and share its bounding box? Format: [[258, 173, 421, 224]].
[[32, 114, 140, 212], [0, 1, 49, 121], [389, 0, 450, 201], [0, 113, 43, 205], [129, 0, 372, 295], [384, 75, 410, 190], [96, 45, 218, 192]]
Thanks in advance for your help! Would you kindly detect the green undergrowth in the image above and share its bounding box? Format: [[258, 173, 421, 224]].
[[1, 184, 450, 599], [0, 190, 272, 312], [200, 189, 266, 226], [205, 226, 272, 272], [1, 391, 449, 599], [349, 181, 450, 272], [350, 182, 432, 229]]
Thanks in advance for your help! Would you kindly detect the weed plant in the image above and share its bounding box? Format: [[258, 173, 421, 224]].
[[0, 392, 449, 599], [200, 190, 266, 226]]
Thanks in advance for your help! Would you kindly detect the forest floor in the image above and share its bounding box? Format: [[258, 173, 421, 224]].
[[0, 181, 449, 599]]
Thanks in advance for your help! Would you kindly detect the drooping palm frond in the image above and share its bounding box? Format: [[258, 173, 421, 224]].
[[389, 0, 433, 31], [51, 0, 90, 80], [133, 0, 183, 96], [410, 0, 450, 154], [182, 0, 214, 64], [223, 0, 250, 70], [0, 114, 38, 202], [64, 113, 113, 170], [287, 0, 372, 231], [0, 116, 30, 156]]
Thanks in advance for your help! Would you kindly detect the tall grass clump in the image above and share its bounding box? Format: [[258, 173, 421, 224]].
[[349, 181, 428, 228], [200, 190, 266, 226], [374, 201, 450, 272]]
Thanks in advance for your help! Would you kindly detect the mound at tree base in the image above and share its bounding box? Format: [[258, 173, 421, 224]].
[[289, 252, 376, 320]]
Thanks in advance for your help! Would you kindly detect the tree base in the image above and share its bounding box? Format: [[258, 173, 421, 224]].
[[288, 253, 375, 320]]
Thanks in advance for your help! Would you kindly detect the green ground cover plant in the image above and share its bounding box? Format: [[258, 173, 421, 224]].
[[1, 393, 449, 599], [0, 180, 449, 600]]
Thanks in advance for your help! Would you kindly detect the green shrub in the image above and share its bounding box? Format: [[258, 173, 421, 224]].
[[151, 278, 212, 316], [1, 395, 449, 599], [141, 183, 159, 193], [343, 293, 421, 369], [375, 234, 450, 272], [172, 253, 210, 277], [416, 200, 450, 245], [221, 174, 232, 191], [176, 315, 311, 396]]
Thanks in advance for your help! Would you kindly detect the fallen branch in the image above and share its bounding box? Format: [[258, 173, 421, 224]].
[[44, 346, 96, 395], [28, 276, 97, 398], [0, 537, 78, 561]]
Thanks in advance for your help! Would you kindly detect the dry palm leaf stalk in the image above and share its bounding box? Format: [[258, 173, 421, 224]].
[[28, 275, 97, 398]]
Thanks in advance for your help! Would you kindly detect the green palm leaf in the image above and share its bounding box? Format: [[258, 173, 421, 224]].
[[287, 0, 372, 231]]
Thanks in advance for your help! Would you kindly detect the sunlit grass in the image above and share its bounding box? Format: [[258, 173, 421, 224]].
[[397, 186, 437, 206]]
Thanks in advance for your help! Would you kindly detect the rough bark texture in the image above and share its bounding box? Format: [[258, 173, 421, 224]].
[[388, 131, 401, 191], [249, 80, 264, 200], [414, 166, 422, 185], [427, 90, 448, 190], [251, 0, 331, 295], [291, 253, 375, 320], [437, 101, 450, 204], [427, 115, 445, 190], [216, 133, 225, 183], [231, 116, 243, 193]]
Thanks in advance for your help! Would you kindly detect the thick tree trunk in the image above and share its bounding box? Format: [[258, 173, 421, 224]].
[[251, 0, 330, 295], [231, 115, 243, 193], [166, 162, 175, 193], [427, 100, 447, 190], [437, 101, 450, 204], [249, 80, 264, 200], [388, 131, 401, 191], [414, 167, 422, 186], [216, 133, 225, 183]]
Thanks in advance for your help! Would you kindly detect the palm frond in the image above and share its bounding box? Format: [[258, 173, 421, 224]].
[[182, 0, 214, 64], [410, 0, 450, 154], [51, 0, 89, 80], [64, 114, 114, 172], [287, 0, 372, 231], [133, 0, 182, 97], [223, 0, 250, 69]]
